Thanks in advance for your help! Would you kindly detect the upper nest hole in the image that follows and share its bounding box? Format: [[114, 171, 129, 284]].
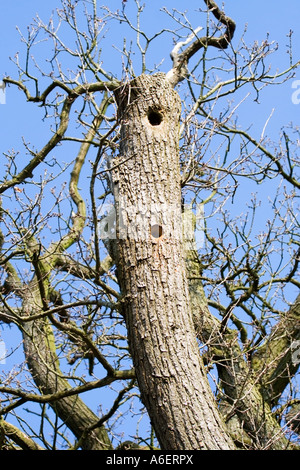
[[147, 109, 163, 126]]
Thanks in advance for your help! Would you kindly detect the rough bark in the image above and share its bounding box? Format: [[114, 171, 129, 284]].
[[111, 73, 235, 450], [0, 419, 44, 450]]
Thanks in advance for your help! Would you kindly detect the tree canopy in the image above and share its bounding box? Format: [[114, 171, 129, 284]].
[[0, 0, 299, 450]]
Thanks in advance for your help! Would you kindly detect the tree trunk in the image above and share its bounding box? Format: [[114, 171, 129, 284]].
[[112, 73, 235, 450]]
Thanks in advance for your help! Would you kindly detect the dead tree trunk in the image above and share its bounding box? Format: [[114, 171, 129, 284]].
[[112, 73, 235, 450]]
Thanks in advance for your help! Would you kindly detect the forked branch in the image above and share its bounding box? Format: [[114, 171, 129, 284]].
[[166, 0, 236, 86]]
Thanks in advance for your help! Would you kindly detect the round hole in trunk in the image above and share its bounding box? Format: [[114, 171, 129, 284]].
[[151, 224, 163, 238], [148, 109, 163, 126]]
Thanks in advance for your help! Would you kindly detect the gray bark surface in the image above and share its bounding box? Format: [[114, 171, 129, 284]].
[[112, 73, 235, 450]]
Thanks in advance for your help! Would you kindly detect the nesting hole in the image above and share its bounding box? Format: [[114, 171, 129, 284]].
[[148, 109, 163, 126], [151, 224, 163, 239]]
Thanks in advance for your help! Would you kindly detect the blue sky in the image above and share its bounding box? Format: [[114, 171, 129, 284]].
[[0, 0, 299, 448]]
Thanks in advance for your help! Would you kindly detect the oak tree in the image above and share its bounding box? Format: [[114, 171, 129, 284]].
[[0, 0, 299, 450]]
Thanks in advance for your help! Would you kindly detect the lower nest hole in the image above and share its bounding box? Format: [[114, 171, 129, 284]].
[[151, 224, 163, 238]]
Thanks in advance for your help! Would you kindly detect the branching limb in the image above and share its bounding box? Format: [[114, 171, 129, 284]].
[[71, 378, 136, 450], [166, 0, 236, 87], [186, 244, 293, 449], [0, 419, 44, 450], [0, 371, 135, 412], [251, 294, 300, 407]]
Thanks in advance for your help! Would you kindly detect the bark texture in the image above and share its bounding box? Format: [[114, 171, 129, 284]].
[[112, 73, 235, 450]]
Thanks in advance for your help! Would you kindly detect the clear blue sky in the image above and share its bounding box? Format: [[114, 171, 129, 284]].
[[0, 0, 299, 448]]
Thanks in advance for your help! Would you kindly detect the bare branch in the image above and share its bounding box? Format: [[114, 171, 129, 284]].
[[166, 0, 236, 86]]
